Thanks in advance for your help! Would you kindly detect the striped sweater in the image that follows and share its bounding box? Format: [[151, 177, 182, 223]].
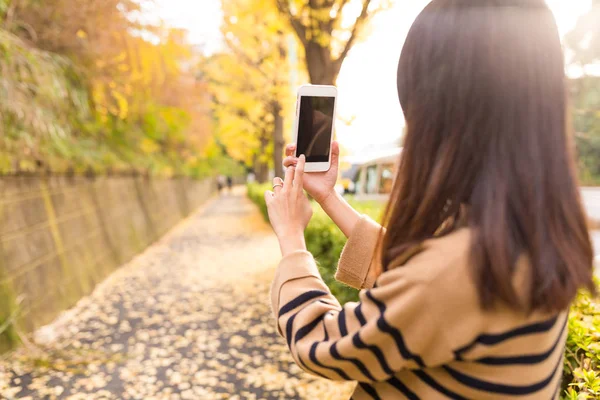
[[270, 216, 567, 399]]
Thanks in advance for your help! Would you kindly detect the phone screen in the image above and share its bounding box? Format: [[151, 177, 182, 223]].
[[297, 96, 335, 163]]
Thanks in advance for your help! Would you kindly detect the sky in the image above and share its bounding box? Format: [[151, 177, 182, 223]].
[[154, 0, 593, 155]]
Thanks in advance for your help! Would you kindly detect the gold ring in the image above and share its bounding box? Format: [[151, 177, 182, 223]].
[[273, 183, 283, 189]]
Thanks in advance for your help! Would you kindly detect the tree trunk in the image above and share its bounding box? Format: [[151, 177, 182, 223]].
[[254, 135, 271, 183], [254, 155, 270, 183], [305, 42, 340, 85], [255, 162, 269, 183], [272, 101, 285, 179]]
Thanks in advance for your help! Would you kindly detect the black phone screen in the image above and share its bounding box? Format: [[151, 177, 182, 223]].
[[296, 96, 335, 163]]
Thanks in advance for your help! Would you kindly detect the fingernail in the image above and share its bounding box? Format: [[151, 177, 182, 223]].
[[300, 155, 306, 161]]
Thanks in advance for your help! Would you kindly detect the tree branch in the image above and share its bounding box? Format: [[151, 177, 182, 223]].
[[209, 76, 272, 106], [213, 95, 271, 134], [331, 0, 352, 28], [275, 0, 308, 47], [213, 136, 252, 171], [222, 35, 270, 79], [335, 0, 372, 64]]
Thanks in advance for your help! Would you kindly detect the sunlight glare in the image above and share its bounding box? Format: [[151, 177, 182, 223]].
[[153, 0, 593, 154]]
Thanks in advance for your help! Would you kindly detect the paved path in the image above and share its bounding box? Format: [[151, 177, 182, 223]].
[[0, 189, 353, 400]]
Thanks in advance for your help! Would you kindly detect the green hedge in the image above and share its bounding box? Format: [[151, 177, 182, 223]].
[[247, 183, 270, 222], [564, 287, 600, 399], [247, 183, 599, 398], [248, 183, 381, 303]]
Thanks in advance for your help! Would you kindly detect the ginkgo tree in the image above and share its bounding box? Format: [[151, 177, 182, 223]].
[[2, 0, 216, 176], [206, 54, 273, 181], [566, 0, 600, 184], [205, 0, 293, 181], [276, 0, 391, 85]]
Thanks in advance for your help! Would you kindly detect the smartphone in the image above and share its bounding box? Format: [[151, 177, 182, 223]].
[[293, 85, 338, 173]]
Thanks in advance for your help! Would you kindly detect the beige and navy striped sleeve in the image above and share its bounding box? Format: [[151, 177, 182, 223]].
[[270, 250, 453, 383], [336, 215, 383, 290]]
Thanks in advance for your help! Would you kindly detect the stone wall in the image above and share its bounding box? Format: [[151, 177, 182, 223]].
[[0, 176, 215, 350]]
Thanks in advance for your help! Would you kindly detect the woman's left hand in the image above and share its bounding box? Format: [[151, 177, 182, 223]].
[[265, 155, 313, 256]]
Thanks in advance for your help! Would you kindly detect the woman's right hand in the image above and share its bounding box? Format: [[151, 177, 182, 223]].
[[283, 141, 340, 204]]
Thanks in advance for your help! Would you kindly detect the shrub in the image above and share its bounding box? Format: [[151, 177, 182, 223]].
[[247, 183, 270, 221], [247, 183, 380, 303], [563, 285, 600, 399], [246, 183, 600, 398], [305, 208, 360, 304]]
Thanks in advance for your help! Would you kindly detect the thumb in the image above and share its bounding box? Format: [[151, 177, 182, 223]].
[[331, 141, 340, 166]]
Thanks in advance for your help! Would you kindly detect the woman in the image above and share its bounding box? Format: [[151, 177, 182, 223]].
[[264, 1, 595, 399]]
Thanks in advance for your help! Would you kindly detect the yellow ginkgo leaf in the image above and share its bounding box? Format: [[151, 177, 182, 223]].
[[140, 138, 160, 155]]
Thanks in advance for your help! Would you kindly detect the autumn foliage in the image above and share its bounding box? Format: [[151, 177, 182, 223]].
[[0, 0, 227, 177], [201, 0, 387, 183]]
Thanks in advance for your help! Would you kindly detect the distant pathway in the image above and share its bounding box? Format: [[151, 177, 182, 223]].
[[0, 188, 353, 399]]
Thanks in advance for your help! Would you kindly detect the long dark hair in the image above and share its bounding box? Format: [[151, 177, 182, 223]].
[[381, 0, 595, 312]]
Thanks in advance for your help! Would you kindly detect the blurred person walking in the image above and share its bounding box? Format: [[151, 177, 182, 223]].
[[217, 175, 226, 195], [264, 1, 594, 399]]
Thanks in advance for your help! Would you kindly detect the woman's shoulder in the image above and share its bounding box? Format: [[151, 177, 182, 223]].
[[376, 228, 564, 347], [381, 227, 474, 287], [375, 228, 487, 321]]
